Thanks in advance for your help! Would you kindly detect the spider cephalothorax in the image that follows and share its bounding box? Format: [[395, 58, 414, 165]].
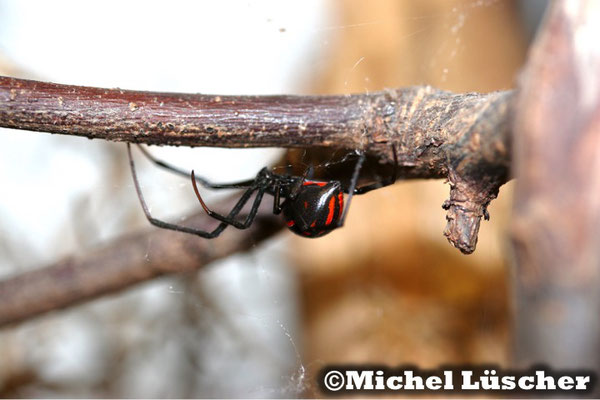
[[127, 144, 397, 239]]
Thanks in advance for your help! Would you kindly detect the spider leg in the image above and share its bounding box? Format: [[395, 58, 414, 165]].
[[338, 151, 366, 227], [272, 183, 283, 215], [191, 170, 266, 229], [136, 144, 255, 189], [352, 144, 398, 194], [128, 143, 252, 238]]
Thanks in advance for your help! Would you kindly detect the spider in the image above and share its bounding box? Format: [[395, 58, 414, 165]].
[[126, 143, 398, 238]]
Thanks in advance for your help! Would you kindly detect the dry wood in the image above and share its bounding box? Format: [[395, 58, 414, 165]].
[[0, 71, 516, 325], [0, 73, 515, 325], [0, 76, 513, 254]]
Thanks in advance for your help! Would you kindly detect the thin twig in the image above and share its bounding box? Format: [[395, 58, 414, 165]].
[[0, 197, 282, 327]]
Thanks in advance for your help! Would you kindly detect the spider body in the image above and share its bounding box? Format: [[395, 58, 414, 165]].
[[194, 167, 344, 238], [127, 144, 397, 239], [282, 180, 343, 238]]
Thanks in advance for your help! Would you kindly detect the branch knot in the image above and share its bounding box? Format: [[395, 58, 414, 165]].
[[442, 168, 498, 254]]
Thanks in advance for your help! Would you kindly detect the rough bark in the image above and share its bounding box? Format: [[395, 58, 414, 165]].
[[0, 76, 513, 254], [0, 72, 517, 325]]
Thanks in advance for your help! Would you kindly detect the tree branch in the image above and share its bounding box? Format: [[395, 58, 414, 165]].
[[510, 0, 600, 381], [0, 76, 514, 254], [0, 196, 282, 327]]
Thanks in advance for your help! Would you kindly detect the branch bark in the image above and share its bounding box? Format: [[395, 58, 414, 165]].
[[0, 197, 282, 327], [0, 76, 513, 254], [511, 0, 600, 383]]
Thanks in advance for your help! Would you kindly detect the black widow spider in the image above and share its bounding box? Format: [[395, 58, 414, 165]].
[[126, 143, 398, 238]]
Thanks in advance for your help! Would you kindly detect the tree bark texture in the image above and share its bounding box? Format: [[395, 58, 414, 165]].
[[0, 73, 517, 325], [0, 76, 513, 254], [511, 0, 600, 382]]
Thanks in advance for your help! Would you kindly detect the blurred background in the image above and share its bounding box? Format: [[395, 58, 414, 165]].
[[0, 0, 547, 397]]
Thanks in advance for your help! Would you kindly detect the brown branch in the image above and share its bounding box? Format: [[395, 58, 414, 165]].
[[0, 66, 515, 326], [510, 0, 600, 381], [0, 196, 283, 327], [0, 76, 514, 253]]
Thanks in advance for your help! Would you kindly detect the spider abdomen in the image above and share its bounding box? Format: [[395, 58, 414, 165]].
[[282, 180, 344, 238]]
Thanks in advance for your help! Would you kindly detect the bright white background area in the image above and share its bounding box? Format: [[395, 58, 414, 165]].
[[0, 1, 333, 397]]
